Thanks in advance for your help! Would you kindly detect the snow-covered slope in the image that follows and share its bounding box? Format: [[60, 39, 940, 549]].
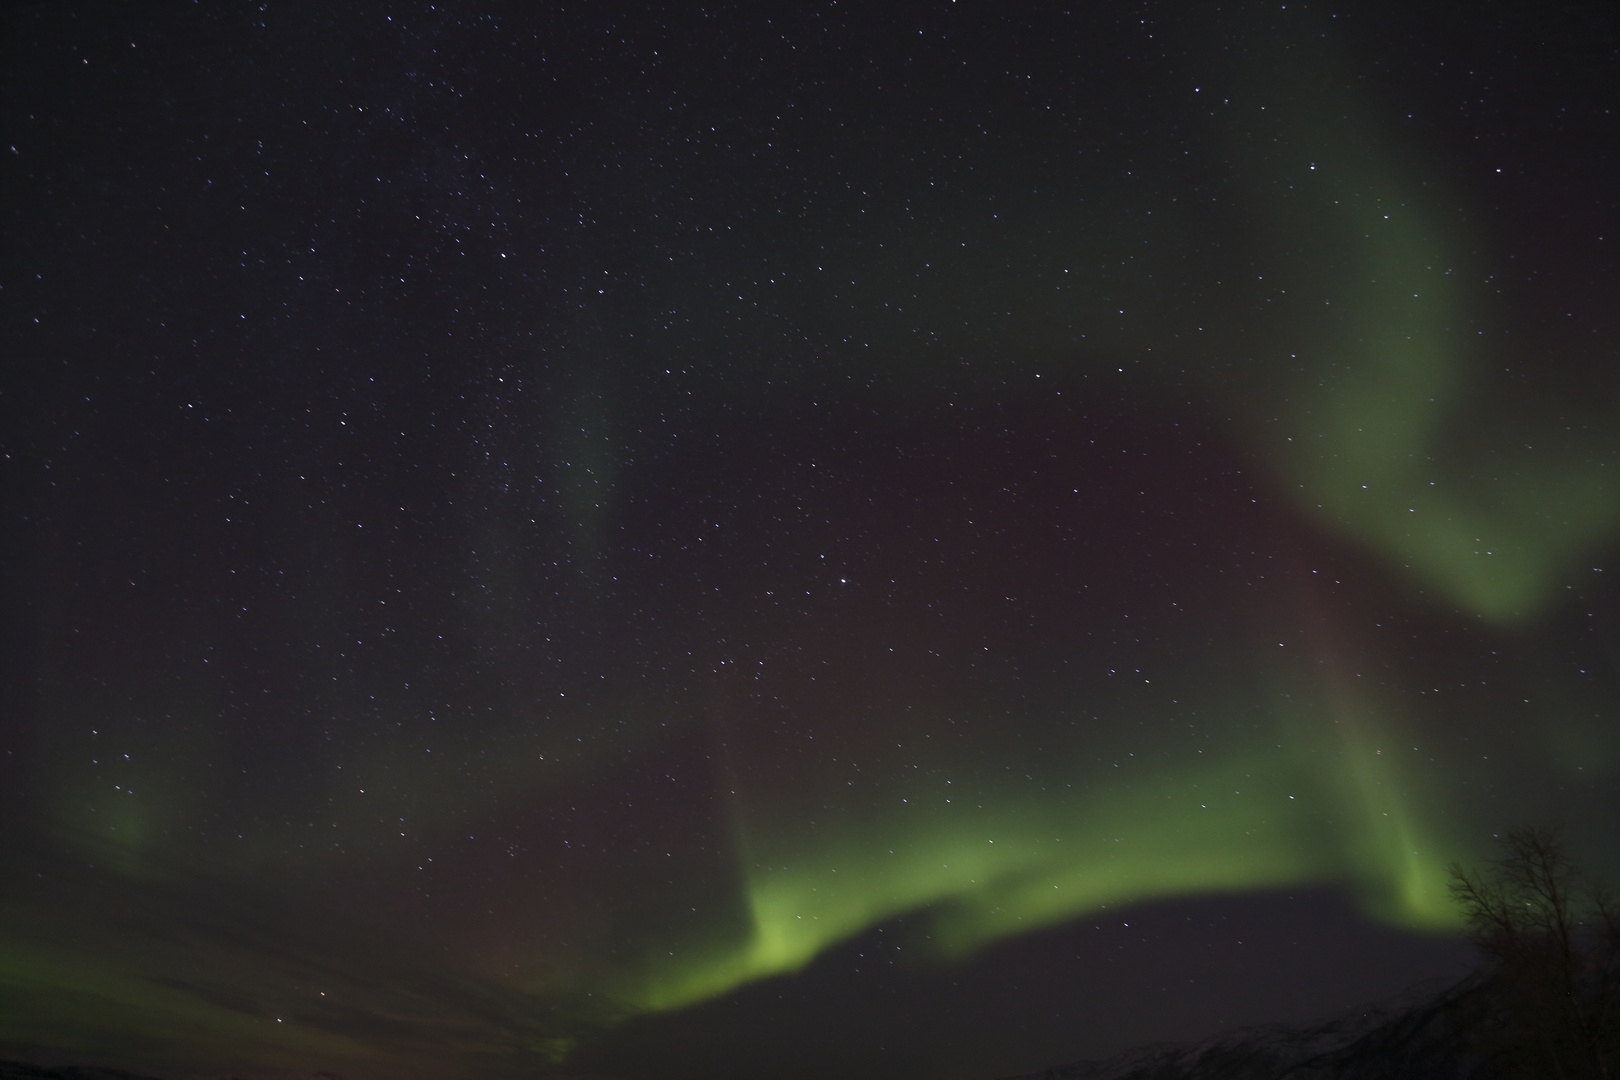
[[1000, 974, 1501, 1080]]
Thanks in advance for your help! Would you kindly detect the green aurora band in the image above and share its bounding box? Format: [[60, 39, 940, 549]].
[[626, 637, 1457, 1011]]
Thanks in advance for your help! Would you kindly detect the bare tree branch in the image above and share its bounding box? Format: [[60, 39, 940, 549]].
[[1448, 827, 1619, 1080]]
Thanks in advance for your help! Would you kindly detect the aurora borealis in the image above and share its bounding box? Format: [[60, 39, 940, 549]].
[[2, 2, 1616, 1078]]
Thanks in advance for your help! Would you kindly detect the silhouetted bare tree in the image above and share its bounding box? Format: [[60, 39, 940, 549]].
[[1449, 826, 1620, 1080]]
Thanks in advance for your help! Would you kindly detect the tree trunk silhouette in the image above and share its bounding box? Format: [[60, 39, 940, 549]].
[[1448, 826, 1620, 1080]]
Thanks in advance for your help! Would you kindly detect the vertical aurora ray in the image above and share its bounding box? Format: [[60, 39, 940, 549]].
[[1284, 577, 1455, 927]]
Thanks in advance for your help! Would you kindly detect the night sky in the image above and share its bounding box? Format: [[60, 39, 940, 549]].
[[2, 2, 1617, 1078]]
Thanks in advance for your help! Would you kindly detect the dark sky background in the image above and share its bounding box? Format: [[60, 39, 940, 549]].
[[2, 2, 1617, 1078]]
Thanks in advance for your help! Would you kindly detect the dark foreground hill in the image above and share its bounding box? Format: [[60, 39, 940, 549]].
[[0, 1064, 169, 1080], [0, 976, 1499, 1080], [1000, 973, 1503, 1080], [0, 970, 1541, 1080]]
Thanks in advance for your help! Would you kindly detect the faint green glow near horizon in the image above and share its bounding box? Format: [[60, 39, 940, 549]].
[[0, 926, 379, 1073]]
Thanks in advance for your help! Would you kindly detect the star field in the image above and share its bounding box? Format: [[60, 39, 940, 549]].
[[2, 2, 1616, 1078]]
